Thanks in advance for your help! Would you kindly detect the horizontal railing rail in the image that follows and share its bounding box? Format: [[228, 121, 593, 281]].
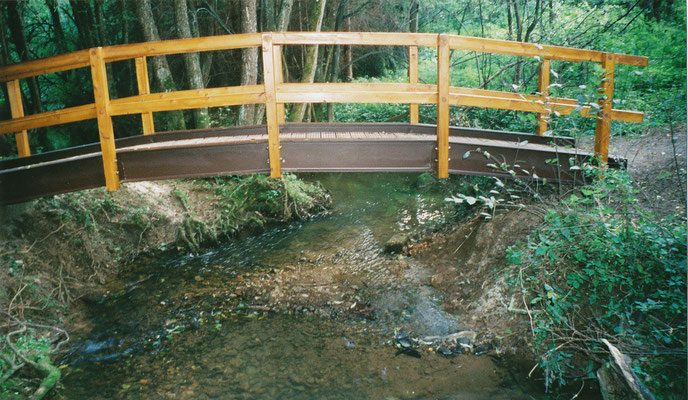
[[0, 31, 648, 191]]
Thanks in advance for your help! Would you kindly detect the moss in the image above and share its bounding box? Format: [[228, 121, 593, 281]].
[[175, 174, 332, 252]]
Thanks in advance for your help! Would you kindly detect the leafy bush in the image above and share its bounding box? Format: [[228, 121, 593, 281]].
[[506, 168, 687, 397], [1, 330, 60, 399]]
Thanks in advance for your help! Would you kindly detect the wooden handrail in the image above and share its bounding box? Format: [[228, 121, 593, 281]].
[[0, 83, 644, 136], [447, 35, 648, 66], [0, 31, 648, 186], [0, 32, 648, 82]]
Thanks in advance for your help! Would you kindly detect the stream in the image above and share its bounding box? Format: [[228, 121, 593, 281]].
[[61, 173, 543, 399]]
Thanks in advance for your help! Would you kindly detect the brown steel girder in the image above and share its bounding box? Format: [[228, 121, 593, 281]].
[[0, 123, 621, 205]]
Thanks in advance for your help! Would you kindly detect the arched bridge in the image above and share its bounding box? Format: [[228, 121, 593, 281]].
[[0, 32, 647, 205]]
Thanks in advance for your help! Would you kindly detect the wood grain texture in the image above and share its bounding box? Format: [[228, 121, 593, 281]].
[[409, 45, 419, 124], [110, 86, 265, 115], [262, 34, 281, 177], [273, 31, 438, 47], [536, 59, 550, 136], [6, 80, 30, 157], [273, 45, 286, 124], [437, 35, 450, 178], [0, 50, 90, 82], [103, 33, 263, 63], [135, 56, 155, 134], [0, 104, 97, 135], [89, 47, 120, 190], [447, 35, 647, 66], [594, 53, 615, 164]]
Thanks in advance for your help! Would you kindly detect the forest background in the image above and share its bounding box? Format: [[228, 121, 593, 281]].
[[0, 0, 685, 157]]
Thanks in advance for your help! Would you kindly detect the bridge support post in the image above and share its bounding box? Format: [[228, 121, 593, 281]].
[[409, 45, 419, 124], [594, 53, 615, 166], [262, 34, 282, 178], [536, 58, 550, 136], [6, 80, 30, 157], [436, 35, 450, 178], [135, 56, 155, 135], [89, 46, 120, 191]]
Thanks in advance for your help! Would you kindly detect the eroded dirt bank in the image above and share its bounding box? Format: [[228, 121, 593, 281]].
[[0, 175, 331, 398]]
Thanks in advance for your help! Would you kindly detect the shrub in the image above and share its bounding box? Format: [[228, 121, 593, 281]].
[[506, 168, 686, 397]]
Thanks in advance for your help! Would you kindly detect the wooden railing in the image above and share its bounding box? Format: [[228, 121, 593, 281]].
[[0, 32, 648, 191]]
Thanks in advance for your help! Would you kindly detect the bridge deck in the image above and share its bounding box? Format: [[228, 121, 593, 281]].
[[0, 123, 617, 205]]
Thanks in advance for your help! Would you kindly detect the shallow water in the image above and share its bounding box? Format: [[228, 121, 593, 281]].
[[61, 173, 542, 399]]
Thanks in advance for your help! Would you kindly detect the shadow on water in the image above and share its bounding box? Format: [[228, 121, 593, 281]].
[[61, 173, 544, 399]]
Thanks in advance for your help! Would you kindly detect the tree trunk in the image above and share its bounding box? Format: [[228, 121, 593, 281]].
[[135, 0, 186, 131], [343, 16, 353, 82], [187, 0, 215, 87], [6, 1, 51, 151], [326, 0, 349, 122], [0, 8, 13, 119], [276, 0, 294, 31], [409, 0, 419, 33], [117, 0, 135, 96], [69, 0, 96, 49], [94, 0, 118, 98], [507, 0, 513, 39], [252, 0, 294, 125], [289, 0, 327, 123], [46, 0, 68, 54], [510, 0, 522, 84], [238, 0, 258, 126], [6, 2, 42, 116], [174, 0, 209, 128], [94, 0, 106, 45], [524, 0, 541, 42]]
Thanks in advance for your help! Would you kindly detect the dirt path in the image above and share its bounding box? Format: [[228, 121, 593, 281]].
[[586, 124, 687, 216]]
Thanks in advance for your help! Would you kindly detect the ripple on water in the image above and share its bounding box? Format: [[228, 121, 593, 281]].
[[61, 174, 539, 399]]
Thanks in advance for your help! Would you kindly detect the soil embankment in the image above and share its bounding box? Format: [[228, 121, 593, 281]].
[[0, 175, 331, 398]]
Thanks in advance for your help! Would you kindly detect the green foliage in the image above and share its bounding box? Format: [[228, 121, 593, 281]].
[[1, 0, 684, 158], [177, 174, 331, 252], [507, 168, 687, 397], [0, 331, 56, 398], [43, 189, 120, 231]]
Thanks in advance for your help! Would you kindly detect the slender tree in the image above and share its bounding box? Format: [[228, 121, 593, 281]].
[[69, 0, 96, 49], [289, 0, 327, 122], [46, 0, 68, 54], [325, 0, 350, 122], [343, 14, 353, 82], [6, 2, 41, 115], [174, 0, 209, 128], [253, 0, 295, 125], [239, 0, 258, 126], [135, 0, 186, 131]]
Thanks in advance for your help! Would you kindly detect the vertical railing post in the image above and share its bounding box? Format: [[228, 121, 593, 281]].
[[261, 34, 282, 178], [536, 58, 550, 136], [436, 35, 450, 179], [135, 56, 155, 135], [273, 45, 286, 125], [89, 46, 120, 191], [409, 45, 419, 124], [6, 80, 30, 157], [594, 53, 615, 165]]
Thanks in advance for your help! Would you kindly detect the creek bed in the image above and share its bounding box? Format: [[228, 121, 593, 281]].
[[61, 173, 543, 399]]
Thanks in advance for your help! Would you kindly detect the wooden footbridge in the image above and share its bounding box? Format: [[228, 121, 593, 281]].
[[0, 32, 647, 205]]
